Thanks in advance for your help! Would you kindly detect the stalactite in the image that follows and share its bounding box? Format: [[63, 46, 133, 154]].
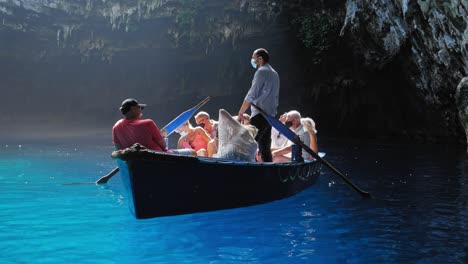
[[56, 29, 61, 47], [0, 0, 466, 143]]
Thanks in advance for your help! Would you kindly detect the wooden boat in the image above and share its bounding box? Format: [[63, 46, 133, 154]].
[[112, 144, 324, 219]]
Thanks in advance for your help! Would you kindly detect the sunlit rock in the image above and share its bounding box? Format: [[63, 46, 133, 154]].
[[338, 0, 466, 144]]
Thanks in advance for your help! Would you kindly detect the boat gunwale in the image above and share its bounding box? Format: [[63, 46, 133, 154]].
[[112, 146, 324, 168]]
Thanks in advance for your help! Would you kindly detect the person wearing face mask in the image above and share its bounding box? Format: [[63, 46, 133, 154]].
[[194, 111, 218, 139], [194, 111, 219, 157], [271, 110, 311, 162], [237, 48, 280, 162], [112, 98, 167, 151], [175, 121, 212, 157]]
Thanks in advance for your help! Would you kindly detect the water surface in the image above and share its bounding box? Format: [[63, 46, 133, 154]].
[[0, 137, 466, 263]]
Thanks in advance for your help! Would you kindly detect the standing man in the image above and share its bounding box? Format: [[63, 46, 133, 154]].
[[237, 48, 280, 162], [112, 98, 167, 151]]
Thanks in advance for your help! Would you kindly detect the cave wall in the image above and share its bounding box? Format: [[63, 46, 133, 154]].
[[337, 0, 467, 143], [0, 0, 466, 145]]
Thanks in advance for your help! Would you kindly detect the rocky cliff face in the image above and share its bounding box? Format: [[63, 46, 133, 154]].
[[338, 0, 467, 143], [0, 0, 466, 145], [456, 77, 468, 149]]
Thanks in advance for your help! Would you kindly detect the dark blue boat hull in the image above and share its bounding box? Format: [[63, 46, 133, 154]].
[[114, 149, 322, 219]]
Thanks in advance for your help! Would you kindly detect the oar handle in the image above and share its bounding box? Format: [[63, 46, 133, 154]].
[[95, 167, 119, 184], [194, 96, 211, 109]]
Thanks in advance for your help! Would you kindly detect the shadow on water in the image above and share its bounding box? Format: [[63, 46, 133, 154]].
[[314, 138, 468, 263]]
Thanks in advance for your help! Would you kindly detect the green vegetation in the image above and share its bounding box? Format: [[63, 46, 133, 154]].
[[293, 14, 341, 64], [174, 0, 202, 29]]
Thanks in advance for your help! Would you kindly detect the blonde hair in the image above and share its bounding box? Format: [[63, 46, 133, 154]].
[[301, 117, 317, 134], [245, 124, 258, 138], [179, 120, 194, 129], [195, 111, 210, 120]]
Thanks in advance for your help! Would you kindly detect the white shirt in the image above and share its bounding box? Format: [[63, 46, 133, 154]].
[[280, 125, 311, 160], [271, 127, 288, 148]]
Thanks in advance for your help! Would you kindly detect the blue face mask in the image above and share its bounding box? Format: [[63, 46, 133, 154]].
[[178, 131, 188, 137], [250, 58, 257, 69]]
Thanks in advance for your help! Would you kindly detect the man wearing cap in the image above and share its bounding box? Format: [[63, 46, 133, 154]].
[[112, 98, 167, 151]]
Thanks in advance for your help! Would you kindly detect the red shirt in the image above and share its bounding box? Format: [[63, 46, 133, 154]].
[[112, 118, 165, 151]]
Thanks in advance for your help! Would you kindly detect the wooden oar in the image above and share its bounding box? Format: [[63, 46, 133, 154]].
[[95, 96, 211, 184], [251, 103, 371, 198]]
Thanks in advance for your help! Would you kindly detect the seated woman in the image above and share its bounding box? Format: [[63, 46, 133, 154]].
[[301, 117, 318, 155], [175, 121, 212, 156]]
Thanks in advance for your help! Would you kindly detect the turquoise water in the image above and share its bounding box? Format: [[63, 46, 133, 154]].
[[0, 138, 466, 263]]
